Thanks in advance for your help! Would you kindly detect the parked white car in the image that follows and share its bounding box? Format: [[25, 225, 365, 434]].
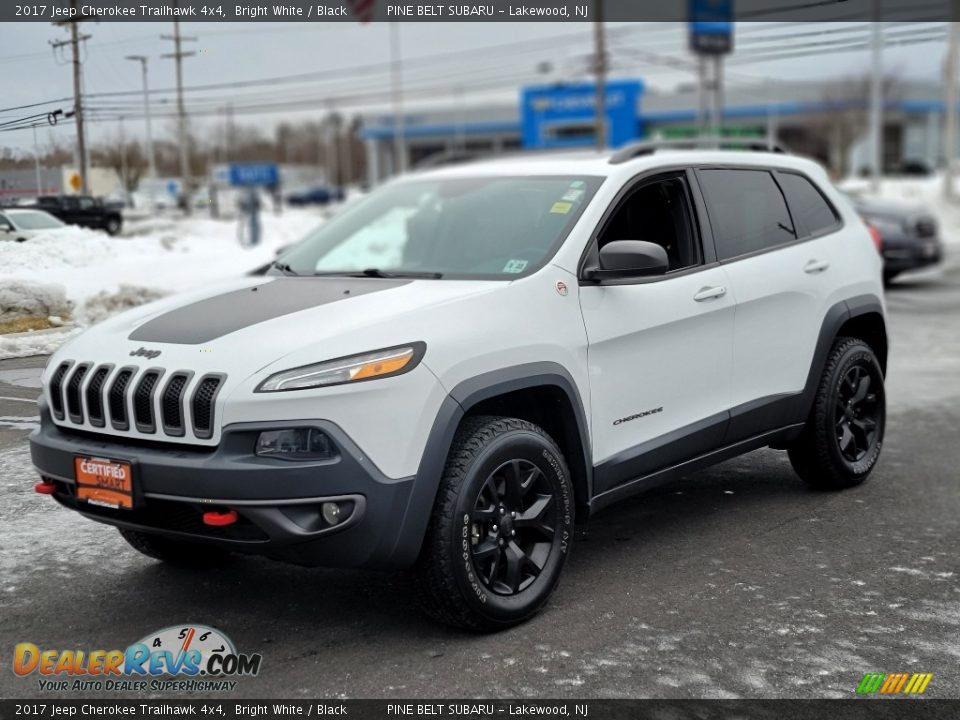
[[31, 140, 888, 631], [0, 208, 67, 242]]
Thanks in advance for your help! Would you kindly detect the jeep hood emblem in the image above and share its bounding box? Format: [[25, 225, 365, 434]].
[[130, 346, 162, 359]]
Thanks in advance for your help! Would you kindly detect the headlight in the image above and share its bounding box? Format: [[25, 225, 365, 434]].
[[255, 343, 425, 392]]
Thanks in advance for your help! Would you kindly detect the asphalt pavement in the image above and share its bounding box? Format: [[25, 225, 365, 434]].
[[0, 259, 958, 700]]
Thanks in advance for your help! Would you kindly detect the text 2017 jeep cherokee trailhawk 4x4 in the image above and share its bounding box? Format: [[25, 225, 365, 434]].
[[31, 142, 888, 630]]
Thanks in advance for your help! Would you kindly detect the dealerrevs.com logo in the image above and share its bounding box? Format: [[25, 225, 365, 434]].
[[13, 624, 262, 693]]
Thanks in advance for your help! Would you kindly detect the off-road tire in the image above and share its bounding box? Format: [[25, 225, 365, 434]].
[[788, 337, 885, 490], [119, 528, 232, 567], [413, 416, 574, 632]]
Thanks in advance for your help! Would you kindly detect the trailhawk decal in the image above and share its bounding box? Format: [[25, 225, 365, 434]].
[[128, 277, 410, 345]]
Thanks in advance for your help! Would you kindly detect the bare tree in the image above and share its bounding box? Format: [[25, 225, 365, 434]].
[[812, 74, 904, 177]]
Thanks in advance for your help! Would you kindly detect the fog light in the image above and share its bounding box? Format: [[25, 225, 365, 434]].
[[255, 428, 337, 461], [322, 502, 342, 526]]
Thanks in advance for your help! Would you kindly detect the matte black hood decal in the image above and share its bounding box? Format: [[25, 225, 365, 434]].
[[128, 278, 410, 345]]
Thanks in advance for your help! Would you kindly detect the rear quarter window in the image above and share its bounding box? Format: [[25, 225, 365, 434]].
[[697, 168, 797, 260], [776, 172, 840, 237]]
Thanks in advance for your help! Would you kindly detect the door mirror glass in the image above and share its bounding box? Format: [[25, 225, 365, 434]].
[[592, 240, 669, 279]]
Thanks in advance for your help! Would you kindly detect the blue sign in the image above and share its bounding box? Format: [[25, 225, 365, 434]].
[[228, 163, 279, 187], [520, 80, 643, 150], [166, 180, 179, 196], [689, 0, 733, 54]]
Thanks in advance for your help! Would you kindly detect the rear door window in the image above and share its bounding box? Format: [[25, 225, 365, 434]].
[[697, 169, 797, 260], [776, 172, 840, 237]]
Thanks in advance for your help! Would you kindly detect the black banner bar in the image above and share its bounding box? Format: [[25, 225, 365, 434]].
[[2, 700, 960, 720], [0, 0, 955, 23]]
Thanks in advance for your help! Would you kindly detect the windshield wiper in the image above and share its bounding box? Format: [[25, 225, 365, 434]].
[[271, 261, 299, 276], [314, 268, 443, 279]]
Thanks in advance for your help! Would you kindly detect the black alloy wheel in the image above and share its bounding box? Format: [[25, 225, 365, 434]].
[[834, 363, 882, 463], [469, 458, 558, 596]]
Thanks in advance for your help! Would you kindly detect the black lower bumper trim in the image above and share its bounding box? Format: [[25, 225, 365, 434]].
[[30, 403, 418, 569]]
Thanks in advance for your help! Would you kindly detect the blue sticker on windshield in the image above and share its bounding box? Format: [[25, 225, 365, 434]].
[[503, 259, 529, 273]]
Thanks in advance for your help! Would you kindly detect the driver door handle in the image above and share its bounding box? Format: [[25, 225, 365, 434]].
[[694, 285, 727, 302], [804, 259, 830, 274]]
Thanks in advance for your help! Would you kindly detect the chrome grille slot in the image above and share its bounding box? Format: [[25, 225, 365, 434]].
[[161, 372, 191, 437], [65, 364, 91, 423], [191, 374, 225, 440], [85, 365, 112, 428], [133, 370, 163, 434], [48, 362, 72, 420], [108, 368, 135, 431]]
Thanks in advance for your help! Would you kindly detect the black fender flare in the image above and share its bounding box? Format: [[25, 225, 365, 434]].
[[386, 362, 592, 568], [797, 293, 887, 422]]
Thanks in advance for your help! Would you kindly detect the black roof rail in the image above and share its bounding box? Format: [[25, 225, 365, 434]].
[[609, 137, 790, 164]]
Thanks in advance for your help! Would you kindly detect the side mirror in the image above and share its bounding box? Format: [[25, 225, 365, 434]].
[[588, 240, 669, 279]]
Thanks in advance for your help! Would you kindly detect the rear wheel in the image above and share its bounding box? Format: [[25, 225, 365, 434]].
[[118, 528, 231, 567], [788, 337, 885, 489], [105, 218, 121, 236], [414, 416, 574, 631]]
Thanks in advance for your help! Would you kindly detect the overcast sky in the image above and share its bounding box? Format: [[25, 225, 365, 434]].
[[0, 21, 948, 154]]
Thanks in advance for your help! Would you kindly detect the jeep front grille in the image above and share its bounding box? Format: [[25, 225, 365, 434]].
[[66, 363, 90, 423], [191, 375, 225, 440], [85, 365, 111, 428], [161, 372, 190, 437], [108, 369, 134, 431], [47, 362, 226, 443], [48, 362, 72, 420], [133, 370, 163, 433]]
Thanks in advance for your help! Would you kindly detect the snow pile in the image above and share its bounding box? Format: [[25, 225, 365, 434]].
[[0, 208, 325, 358], [840, 174, 960, 246], [0, 279, 73, 323], [80, 284, 170, 325]]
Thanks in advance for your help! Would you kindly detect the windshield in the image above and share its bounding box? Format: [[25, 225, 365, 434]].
[[277, 175, 602, 279], [11, 211, 65, 230]]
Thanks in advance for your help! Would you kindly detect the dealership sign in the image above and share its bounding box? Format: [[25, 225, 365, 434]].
[[520, 80, 643, 149], [688, 0, 734, 54]]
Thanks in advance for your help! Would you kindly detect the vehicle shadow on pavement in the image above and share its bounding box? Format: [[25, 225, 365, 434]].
[[97, 448, 819, 638]]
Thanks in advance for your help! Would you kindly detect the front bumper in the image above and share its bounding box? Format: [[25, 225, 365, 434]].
[[29, 404, 419, 569]]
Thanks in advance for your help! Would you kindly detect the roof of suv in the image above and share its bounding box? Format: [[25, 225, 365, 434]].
[[412, 145, 829, 182]]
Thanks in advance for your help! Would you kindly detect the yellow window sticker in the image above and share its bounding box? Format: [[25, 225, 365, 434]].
[[550, 201, 573, 214]]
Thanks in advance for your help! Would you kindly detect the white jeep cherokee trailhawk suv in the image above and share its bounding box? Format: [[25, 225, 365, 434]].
[[31, 140, 887, 631]]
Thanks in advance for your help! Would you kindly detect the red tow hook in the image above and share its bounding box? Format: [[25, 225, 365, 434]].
[[34, 480, 57, 495], [203, 510, 238, 527]]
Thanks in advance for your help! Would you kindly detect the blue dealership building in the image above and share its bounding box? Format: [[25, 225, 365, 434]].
[[359, 77, 950, 183]]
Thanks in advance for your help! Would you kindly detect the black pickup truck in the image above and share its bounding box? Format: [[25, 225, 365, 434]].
[[30, 195, 123, 235]]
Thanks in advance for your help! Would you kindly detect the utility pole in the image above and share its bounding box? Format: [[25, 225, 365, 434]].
[[32, 125, 43, 196], [125, 55, 157, 211], [593, 0, 607, 151], [51, 0, 92, 194], [326, 110, 340, 188], [389, 22, 406, 175], [161, 20, 196, 213], [342, 119, 353, 187], [944, 6, 960, 200], [869, 5, 883, 193], [118, 117, 128, 198]]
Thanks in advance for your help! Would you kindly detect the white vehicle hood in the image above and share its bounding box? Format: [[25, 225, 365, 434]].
[[53, 275, 502, 385]]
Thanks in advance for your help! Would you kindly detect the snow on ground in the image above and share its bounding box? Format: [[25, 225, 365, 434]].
[[839, 173, 960, 246], [0, 208, 326, 359]]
